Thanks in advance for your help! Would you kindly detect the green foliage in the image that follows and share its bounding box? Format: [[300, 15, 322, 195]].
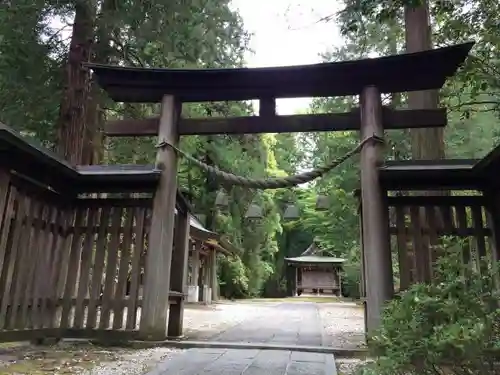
[[218, 256, 249, 299], [362, 247, 500, 375], [3, 0, 500, 305], [0, 0, 63, 143], [337, 0, 500, 118], [0, 0, 282, 299], [288, 0, 500, 304], [340, 246, 362, 299]]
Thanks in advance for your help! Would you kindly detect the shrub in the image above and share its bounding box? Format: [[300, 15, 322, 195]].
[[341, 262, 362, 299], [219, 256, 249, 299], [360, 247, 500, 375]]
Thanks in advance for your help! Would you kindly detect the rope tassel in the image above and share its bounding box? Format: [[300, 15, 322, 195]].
[[156, 135, 384, 190]]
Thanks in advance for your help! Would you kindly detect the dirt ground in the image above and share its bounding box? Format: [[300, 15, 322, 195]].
[[0, 299, 367, 374]]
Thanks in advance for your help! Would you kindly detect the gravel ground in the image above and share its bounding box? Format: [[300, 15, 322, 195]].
[[336, 358, 372, 375], [317, 301, 366, 349], [83, 347, 181, 375]]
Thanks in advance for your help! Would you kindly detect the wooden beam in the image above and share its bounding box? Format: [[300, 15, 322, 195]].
[[106, 117, 159, 137], [104, 108, 447, 137], [259, 97, 276, 117]]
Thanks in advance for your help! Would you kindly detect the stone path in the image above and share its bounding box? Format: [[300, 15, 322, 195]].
[[146, 348, 336, 375], [210, 302, 324, 346], [147, 302, 338, 374]]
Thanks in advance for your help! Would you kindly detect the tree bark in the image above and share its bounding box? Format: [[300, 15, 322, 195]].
[[204, 135, 218, 231], [404, 1, 448, 284], [56, 0, 96, 165], [85, 0, 118, 165], [404, 1, 445, 160]]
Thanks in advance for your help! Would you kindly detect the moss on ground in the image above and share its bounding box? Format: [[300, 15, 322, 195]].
[[0, 341, 124, 374]]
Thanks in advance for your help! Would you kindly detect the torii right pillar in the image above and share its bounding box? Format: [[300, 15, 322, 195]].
[[359, 86, 394, 334]]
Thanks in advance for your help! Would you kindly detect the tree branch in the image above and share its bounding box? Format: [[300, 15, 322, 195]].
[[109, 37, 145, 67], [449, 100, 500, 110], [44, 24, 72, 46], [286, 13, 336, 31]]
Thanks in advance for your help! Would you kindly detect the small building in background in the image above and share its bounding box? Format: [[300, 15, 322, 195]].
[[285, 240, 345, 297]]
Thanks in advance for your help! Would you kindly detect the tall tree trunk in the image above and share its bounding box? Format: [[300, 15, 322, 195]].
[[404, 2, 447, 284], [388, 25, 407, 162], [85, 0, 118, 165], [404, 1, 445, 160], [204, 135, 217, 231], [57, 0, 96, 165]]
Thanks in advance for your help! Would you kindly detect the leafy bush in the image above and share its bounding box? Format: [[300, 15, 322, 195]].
[[341, 261, 362, 299], [218, 256, 249, 299], [341, 245, 363, 299], [261, 276, 288, 298], [360, 247, 500, 375]]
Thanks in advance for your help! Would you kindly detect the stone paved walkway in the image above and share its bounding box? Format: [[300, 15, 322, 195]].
[[146, 348, 336, 375], [210, 302, 324, 346], [147, 302, 338, 374]]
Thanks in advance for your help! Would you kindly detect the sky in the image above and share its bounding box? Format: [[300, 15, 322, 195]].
[[230, 0, 343, 114]]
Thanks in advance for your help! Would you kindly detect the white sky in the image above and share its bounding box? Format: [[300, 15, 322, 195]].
[[231, 0, 343, 114]]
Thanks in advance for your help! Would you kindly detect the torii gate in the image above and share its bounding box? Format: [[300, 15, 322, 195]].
[[88, 41, 473, 338]]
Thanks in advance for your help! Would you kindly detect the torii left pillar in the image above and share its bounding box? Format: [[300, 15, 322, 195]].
[[140, 95, 180, 340]]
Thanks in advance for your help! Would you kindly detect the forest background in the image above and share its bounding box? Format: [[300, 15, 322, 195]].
[[0, 0, 498, 299]]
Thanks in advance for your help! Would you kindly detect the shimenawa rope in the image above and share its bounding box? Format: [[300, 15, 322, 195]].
[[156, 135, 383, 190]]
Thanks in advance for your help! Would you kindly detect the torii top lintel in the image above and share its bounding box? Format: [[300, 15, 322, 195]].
[[87, 42, 474, 103]]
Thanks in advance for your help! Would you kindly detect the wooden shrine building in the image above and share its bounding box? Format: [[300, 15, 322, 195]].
[[184, 213, 236, 304], [285, 240, 344, 296], [0, 41, 476, 342]]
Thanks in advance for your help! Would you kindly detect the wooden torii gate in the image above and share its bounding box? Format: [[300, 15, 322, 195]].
[[89, 41, 473, 337]]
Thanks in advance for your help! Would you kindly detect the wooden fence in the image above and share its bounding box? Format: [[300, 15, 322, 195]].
[[0, 177, 171, 341], [388, 194, 496, 291]]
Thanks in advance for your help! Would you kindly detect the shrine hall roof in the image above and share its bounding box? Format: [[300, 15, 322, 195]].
[[87, 42, 474, 103]]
